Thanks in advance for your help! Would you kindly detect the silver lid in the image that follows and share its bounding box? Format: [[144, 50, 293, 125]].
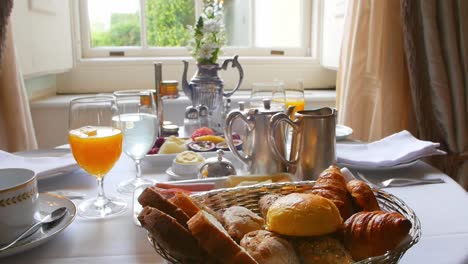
[[185, 106, 199, 119], [198, 105, 208, 117], [198, 149, 237, 178]]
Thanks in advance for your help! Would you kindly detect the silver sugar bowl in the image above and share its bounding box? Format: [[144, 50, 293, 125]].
[[198, 149, 237, 178]]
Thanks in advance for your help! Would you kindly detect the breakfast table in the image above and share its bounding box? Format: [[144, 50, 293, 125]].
[[2, 150, 468, 264]]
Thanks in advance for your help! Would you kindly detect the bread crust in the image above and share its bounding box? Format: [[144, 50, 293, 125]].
[[222, 206, 265, 242], [138, 206, 206, 263], [169, 192, 201, 218], [258, 194, 281, 219], [188, 210, 258, 264], [138, 186, 190, 227]]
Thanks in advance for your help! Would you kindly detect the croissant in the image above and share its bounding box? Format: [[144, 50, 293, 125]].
[[309, 165, 354, 219], [342, 211, 412, 261], [346, 180, 380, 212]]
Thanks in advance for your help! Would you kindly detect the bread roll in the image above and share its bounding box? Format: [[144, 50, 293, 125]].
[[258, 194, 281, 219], [240, 230, 300, 264], [222, 206, 265, 242], [266, 193, 342, 236], [294, 236, 353, 264]]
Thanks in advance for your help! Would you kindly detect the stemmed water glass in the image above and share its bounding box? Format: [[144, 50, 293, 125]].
[[113, 90, 158, 195], [68, 95, 127, 218]]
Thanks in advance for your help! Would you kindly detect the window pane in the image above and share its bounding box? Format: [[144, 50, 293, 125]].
[[223, 0, 251, 46], [255, 0, 302, 47], [145, 0, 195, 47], [88, 0, 141, 47]]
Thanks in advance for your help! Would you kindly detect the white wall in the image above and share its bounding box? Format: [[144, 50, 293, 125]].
[[11, 0, 73, 78]]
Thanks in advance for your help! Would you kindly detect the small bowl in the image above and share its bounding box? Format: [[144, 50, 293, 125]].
[[172, 161, 202, 176], [188, 141, 216, 152], [216, 139, 243, 151]]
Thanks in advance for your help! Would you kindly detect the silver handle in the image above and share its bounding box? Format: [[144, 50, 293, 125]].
[[269, 112, 299, 166], [221, 55, 244, 98], [224, 111, 252, 167], [386, 178, 445, 187], [0, 221, 42, 251]]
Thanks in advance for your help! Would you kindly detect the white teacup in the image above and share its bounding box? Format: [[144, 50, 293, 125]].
[[0, 168, 39, 245]]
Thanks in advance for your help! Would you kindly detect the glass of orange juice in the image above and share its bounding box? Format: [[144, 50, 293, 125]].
[[285, 79, 305, 119], [68, 96, 127, 218]]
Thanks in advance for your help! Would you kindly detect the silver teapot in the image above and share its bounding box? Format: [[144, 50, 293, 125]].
[[225, 99, 293, 175], [181, 56, 243, 111]]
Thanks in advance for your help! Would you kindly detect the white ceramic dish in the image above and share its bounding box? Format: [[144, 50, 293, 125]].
[[336, 125, 353, 141], [14, 149, 79, 180], [0, 193, 77, 258], [165, 167, 198, 180], [338, 159, 420, 171]]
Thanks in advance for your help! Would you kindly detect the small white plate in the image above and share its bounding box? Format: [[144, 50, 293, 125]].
[[165, 167, 197, 180], [338, 159, 420, 171], [0, 193, 77, 258], [336, 125, 353, 141]]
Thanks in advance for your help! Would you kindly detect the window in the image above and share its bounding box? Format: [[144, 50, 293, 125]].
[[80, 0, 312, 58]]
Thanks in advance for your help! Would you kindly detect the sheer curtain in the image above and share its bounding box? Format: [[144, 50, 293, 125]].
[[336, 0, 415, 142], [0, 20, 37, 151]]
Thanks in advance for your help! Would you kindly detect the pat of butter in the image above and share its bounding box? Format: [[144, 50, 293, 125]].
[[175, 151, 205, 165]]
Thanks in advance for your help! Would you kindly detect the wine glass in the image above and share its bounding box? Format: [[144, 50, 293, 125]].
[[113, 90, 158, 195], [68, 96, 127, 218], [250, 81, 285, 110], [285, 79, 305, 119]]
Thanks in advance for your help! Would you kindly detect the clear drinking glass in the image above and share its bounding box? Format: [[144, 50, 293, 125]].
[[68, 96, 127, 218], [285, 79, 305, 118], [250, 81, 285, 110], [113, 90, 158, 195]]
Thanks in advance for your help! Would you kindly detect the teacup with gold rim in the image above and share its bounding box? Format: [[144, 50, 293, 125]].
[[0, 168, 39, 245]]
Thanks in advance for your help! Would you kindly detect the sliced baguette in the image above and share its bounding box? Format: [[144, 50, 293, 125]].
[[138, 206, 207, 263], [138, 186, 190, 227], [169, 192, 202, 218], [188, 210, 259, 264]]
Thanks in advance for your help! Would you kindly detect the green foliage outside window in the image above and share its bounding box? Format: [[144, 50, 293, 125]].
[[90, 0, 195, 47]]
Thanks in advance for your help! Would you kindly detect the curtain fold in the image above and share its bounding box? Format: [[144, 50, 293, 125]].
[[400, 0, 468, 189], [336, 0, 415, 142], [0, 22, 37, 152]]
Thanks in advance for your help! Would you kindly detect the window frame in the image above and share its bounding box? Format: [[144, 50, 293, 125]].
[[78, 0, 312, 58]]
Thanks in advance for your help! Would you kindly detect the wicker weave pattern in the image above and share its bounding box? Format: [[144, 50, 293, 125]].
[[148, 181, 421, 264]]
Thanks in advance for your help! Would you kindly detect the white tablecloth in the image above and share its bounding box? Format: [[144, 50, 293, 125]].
[[3, 154, 468, 264]]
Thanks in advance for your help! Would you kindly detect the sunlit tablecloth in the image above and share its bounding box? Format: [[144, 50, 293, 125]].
[[3, 153, 468, 264]]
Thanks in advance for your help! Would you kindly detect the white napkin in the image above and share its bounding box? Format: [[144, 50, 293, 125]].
[[0, 150, 78, 180], [336, 130, 446, 167]]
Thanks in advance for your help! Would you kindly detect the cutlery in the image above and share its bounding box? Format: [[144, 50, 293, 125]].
[[353, 171, 444, 188], [0, 207, 68, 251]]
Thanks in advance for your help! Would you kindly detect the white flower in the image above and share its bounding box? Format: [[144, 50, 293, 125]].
[[198, 43, 217, 59], [204, 6, 214, 17], [203, 19, 222, 33]]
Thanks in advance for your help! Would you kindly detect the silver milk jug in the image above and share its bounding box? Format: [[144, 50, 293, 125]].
[[268, 107, 337, 180], [224, 99, 287, 175]]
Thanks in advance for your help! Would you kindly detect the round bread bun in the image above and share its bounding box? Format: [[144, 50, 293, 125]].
[[266, 193, 342, 236]]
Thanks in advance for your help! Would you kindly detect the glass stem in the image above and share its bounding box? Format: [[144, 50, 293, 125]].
[[97, 177, 106, 200], [135, 159, 142, 179]]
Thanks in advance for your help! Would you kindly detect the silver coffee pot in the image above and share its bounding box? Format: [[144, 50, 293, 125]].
[[225, 99, 290, 175], [268, 107, 337, 180]]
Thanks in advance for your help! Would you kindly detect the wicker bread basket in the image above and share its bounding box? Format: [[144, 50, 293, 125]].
[[148, 181, 421, 264]]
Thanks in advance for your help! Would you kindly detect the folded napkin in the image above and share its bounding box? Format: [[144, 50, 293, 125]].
[[0, 150, 78, 180], [336, 130, 446, 167]]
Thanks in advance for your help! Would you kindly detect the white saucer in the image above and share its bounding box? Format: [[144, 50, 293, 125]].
[[165, 167, 197, 180], [336, 125, 353, 141], [0, 193, 77, 258], [338, 159, 420, 171]]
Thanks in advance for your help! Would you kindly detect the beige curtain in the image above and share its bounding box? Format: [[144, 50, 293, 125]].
[[336, 0, 415, 141], [0, 22, 37, 152], [401, 0, 468, 189]]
